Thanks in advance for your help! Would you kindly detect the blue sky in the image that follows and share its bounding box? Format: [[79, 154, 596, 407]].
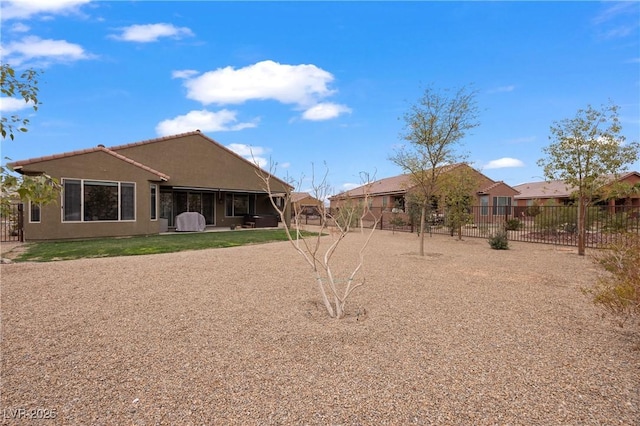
[[1, 0, 639, 194]]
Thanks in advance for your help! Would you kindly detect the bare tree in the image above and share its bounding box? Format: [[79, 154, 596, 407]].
[[258, 163, 379, 319], [390, 84, 480, 256]]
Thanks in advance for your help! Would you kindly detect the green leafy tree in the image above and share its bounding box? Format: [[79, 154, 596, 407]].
[[439, 164, 478, 240], [603, 181, 640, 207], [390, 85, 479, 255], [537, 103, 639, 255], [1, 64, 41, 140], [1, 63, 60, 216]]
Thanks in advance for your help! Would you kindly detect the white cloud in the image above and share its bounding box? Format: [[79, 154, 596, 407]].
[[9, 23, 30, 33], [110, 23, 194, 43], [341, 183, 360, 191], [592, 2, 638, 25], [183, 60, 337, 107], [172, 69, 199, 79], [592, 2, 639, 40], [302, 102, 352, 121], [2, 35, 92, 66], [226, 143, 265, 158], [0, 0, 90, 21], [601, 25, 636, 39], [507, 136, 536, 144], [487, 85, 515, 94], [155, 109, 258, 136], [226, 143, 268, 168], [0, 97, 35, 112], [484, 157, 525, 169]]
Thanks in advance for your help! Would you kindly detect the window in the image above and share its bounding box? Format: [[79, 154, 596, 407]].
[[492, 196, 512, 215], [63, 179, 136, 222], [480, 195, 489, 216], [30, 201, 41, 223], [150, 184, 157, 220], [64, 179, 82, 221], [120, 183, 135, 220], [392, 196, 405, 212], [225, 193, 253, 216]]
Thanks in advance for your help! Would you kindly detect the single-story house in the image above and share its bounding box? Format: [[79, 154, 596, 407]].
[[8, 130, 292, 241], [513, 171, 640, 208], [328, 163, 520, 222], [290, 192, 324, 216]]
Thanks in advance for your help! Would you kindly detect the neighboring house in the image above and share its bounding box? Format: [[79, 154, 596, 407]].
[[291, 192, 324, 216], [8, 130, 292, 241], [514, 171, 640, 208], [329, 163, 519, 222]]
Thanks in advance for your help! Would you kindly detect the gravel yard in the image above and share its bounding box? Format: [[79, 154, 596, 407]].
[[1, 230, 638, 425]]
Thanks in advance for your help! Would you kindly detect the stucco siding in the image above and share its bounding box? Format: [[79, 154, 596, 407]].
[[114, 134, 287, 192], [20, 150, 163, 241]]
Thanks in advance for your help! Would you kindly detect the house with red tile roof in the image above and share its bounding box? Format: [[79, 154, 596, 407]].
[[9, 131, 292, 241], [513, 171, 640, 208], [328, 163, 519, 222], [291, 192, 324, 216]]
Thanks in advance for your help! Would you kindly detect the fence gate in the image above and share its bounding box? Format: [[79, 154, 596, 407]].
[[1, 203, 24, 242]]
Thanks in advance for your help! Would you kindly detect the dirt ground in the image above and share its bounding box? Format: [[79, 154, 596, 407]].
[[1, 230, 638, 425]]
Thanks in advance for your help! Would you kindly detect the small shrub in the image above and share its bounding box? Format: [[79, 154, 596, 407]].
[[602, 211, 632, 233], [388, 214, 406, 228], [524, 204, 541, 217], [505, 218, 522, 231], [488, 230, 509, 250], [584, 233, 640, 327], [332, 203, 362, 231], [388, 214, 406, 234]]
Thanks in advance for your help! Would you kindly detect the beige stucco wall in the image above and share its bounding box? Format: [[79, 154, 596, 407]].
[[18, 133, 292, 240], [21, 150, 164, 241], [114, 133, 289, 193]]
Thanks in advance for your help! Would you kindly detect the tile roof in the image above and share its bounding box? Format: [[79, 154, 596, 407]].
[[513, 180, 577, 199], [9, 146, 170, 181], [513, 172, 640, 199], [6, 130, 293, 188], [329, 163, 487, 199], [7, 130, 206, 169], [331, 174, 414, 199], [108, 130, 203, 150], [478, 180, 519, 194], [110, 130, 293, 190], [291, 192, 319, 203]]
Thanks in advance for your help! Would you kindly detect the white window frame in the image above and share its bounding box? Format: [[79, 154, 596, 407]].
[[61, 178, 136, 222]]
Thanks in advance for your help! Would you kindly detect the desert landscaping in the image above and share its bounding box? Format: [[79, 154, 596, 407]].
[[1, 230, 638, 425]]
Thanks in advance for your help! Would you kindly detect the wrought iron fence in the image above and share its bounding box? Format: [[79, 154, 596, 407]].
[[1, 203, 24, 242], [297, 205, 640, 249]]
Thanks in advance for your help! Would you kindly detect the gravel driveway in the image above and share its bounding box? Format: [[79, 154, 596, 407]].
[[1, 230, 638, 425]]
